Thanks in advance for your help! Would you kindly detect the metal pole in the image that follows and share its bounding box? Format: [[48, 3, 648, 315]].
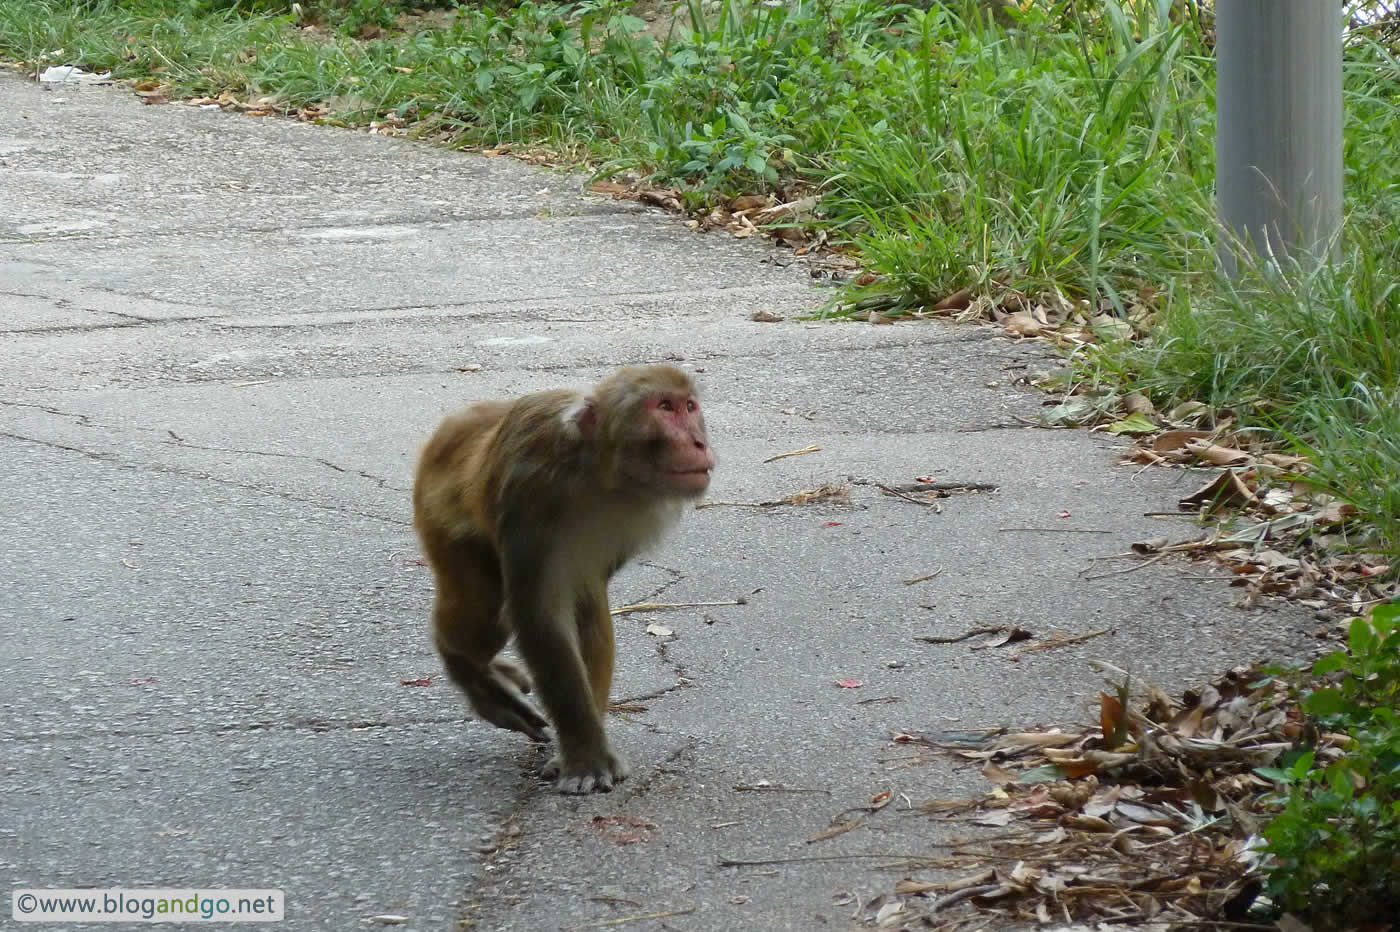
[[1215, 0, 1344, 275]]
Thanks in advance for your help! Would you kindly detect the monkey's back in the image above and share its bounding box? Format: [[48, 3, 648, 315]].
[[412, 398, 515, 543], [412, 390, 582, 544]]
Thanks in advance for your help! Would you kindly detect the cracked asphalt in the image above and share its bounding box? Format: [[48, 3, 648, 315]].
[[1, 71, 1317, 930]]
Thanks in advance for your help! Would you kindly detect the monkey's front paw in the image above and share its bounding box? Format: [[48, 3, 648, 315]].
[[541, 749, 630, 794]]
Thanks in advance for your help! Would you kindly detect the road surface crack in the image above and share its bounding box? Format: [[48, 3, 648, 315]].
[[0, 430, 408, 526], [0, 399, 405, 492]]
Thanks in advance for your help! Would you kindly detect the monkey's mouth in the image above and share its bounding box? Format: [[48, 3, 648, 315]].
[[669, 468, 713, 488]]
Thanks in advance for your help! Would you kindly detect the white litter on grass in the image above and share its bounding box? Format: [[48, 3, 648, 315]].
[[39, 65, 113, 85]]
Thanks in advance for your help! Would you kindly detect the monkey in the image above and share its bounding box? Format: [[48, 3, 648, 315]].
[[412, 364, 714, 794]]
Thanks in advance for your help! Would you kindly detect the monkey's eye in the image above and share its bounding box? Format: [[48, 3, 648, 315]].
[[686, 399, 698, 413], [657, 399, 675, 412]]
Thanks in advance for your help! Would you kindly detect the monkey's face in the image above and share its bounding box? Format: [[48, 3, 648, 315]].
[[637, 389, 715, 497]]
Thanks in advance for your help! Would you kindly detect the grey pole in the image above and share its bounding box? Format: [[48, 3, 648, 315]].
[[1215, 0, 1344, 275]]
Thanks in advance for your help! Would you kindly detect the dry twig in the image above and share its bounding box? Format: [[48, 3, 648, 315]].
[[903, 568, 944, 585], [763, 443, 821, 463], [916, 625, 1006, 644], [1014, 627, 1112, 656], [611, 599, 745, 616]]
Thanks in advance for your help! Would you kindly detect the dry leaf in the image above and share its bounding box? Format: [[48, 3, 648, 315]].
[[1044, 748, 1138, 769], [639, 188, 681, 211], [730, 194, 769, 212], [1105, 412, 1158, 435], [1116, 801, 1176, 826], [874, 901, 904, 924], [589, 814, 657, 845], [893, 879, 941, 896], [786, 485, 848, 505], [771, 225, 810, 246], [879, 661, 1345, 926], [1153, 429, 1213, 453], [1315, 501, 1355, 524], [1179, 470, 1258, 512], [1260, 452, 1309, 470], [1120, 447, 1167, 466], [932, 288, 974, 312], [754, 195, 817, 223], [1089, 314, 1134, 341], [1184, 439, 1253, 467], [1003, 312, 1043, 337], [1099, 691, 1125, 742], [1082, 786, 1121, 818], [994, 732, 1079, 748], [750, 309, 784, 322], [1123, 392, 1156, 416], [1062, 813, 1115, 831], [1169, 400, 1212, 423]]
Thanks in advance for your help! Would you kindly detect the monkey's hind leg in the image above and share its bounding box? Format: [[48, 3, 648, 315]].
[[429, 536, 551, 742], [579, 589, 616, 720]]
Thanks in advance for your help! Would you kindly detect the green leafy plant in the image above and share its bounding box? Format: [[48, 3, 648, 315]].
[[1257, 601, 1400, 927], [336, 0, 396, 36], [670, 109, 794, 186]]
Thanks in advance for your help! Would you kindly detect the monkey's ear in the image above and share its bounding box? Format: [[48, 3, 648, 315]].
[[561, 395, 599, 437]]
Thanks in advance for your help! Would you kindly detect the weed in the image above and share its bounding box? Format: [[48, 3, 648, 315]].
[[1258, 602, 1400, 927]]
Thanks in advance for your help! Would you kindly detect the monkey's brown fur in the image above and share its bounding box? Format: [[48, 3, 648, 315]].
[[413, 365, 714, 793]]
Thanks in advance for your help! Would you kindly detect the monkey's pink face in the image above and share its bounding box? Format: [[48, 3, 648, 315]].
[[646, 392, 715, 496]]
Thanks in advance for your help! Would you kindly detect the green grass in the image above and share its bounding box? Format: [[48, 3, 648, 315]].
[[821, 1, 1216, 308], [1096, 239, 1400, 557], [0, 0, 912, 182]]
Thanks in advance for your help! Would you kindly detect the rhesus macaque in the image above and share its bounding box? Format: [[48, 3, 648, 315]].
[[412, 365, 715, 793]]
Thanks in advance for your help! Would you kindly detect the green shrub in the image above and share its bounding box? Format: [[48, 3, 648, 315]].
[[1258, 601, 1400, 927]]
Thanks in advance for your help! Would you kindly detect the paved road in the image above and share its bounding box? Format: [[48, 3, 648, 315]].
[[0, 71, 1313, 930]]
